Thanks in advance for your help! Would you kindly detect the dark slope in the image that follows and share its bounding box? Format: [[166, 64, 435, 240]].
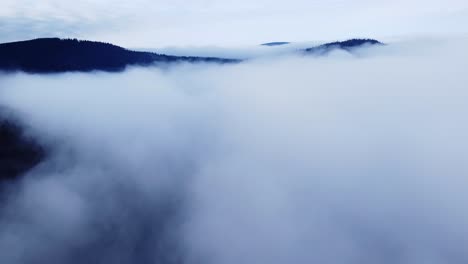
[[0, 38, 239, 73], [0, 117, 44, 181], [304, 38, 383, 54]]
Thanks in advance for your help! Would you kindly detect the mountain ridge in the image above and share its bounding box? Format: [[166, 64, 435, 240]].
[[0, 37, 383, 74], [0, 38, 240, 73]]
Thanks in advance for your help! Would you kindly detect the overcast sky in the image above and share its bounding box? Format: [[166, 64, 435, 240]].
[[1, 0, 467, 47]]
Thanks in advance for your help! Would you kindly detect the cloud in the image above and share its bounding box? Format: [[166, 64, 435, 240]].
[[0, 37, 468, 263], [149, 42, 322, 60]]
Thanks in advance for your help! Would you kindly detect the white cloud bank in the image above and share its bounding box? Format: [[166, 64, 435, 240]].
[[0, 37, 468, 263]]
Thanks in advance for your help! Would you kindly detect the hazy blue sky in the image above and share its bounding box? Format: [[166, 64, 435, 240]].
[[1, 0, 467, 47]]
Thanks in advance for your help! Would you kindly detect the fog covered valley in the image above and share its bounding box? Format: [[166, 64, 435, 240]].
[[1, 37, 468, 264]]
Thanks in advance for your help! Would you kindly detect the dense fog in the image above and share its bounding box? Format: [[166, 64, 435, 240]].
[[1, 37, 468, 264]]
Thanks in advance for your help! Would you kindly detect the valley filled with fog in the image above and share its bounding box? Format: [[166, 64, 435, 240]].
[[1, 38, 468, 263]]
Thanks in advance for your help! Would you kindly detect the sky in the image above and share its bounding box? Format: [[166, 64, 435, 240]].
[[1, 0, 467, 48]]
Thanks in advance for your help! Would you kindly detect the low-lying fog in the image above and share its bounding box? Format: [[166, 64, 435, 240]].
[[148, 41, 321, 60], [1, 37, 468, 264]]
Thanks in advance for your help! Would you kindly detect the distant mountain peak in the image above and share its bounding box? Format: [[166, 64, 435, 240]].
[[261, 42, 290, 47], [304, 38, 383, 54]]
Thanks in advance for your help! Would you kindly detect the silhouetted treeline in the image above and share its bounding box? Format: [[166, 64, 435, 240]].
[[0, 38, 239, 73]]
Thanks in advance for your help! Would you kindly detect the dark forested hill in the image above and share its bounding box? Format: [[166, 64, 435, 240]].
[[0, 118, 44, 181], [303, 38, 383, 54], [0, 38, 239, 73]]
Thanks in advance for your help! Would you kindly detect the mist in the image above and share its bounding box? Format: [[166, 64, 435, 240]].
[[1, 37, 468, 264], [147, 41, 321, 60]]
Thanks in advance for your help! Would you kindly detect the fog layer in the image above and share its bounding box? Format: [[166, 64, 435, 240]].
[[0, 38, 468, 264]]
